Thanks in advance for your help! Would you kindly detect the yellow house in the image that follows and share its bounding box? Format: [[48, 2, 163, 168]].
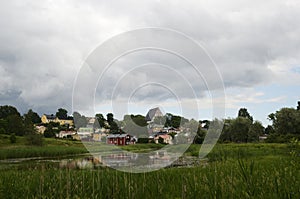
[[41, 114, 74, 126]]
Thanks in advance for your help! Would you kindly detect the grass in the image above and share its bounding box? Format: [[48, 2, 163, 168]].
[[0, 135, 88, 159], [0, 153, 299, 198], [0, 142, 299, 198]]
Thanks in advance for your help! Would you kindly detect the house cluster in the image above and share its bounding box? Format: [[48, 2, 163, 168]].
[[36, 107, 187, 146], [37, 113, 136, 146], [145, 107, 181, 144]]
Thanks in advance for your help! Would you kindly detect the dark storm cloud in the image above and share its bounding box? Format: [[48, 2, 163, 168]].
[[1, 0, 300, 114]]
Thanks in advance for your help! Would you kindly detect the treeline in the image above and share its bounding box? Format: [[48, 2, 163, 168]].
[[0, 106, 76, 144], [198, 103, 300, 143], [1, 101, 300, 144], [0, 105, 43, 145]]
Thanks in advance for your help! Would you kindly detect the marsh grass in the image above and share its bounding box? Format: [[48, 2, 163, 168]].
[[0, 143, 299, 198], [0, 157, 299, 198]]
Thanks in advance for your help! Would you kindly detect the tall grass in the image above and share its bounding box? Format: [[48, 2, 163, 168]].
[[0, 157, 299, 198], [0, 146, 88, 159], [0, 143, 299, 198]]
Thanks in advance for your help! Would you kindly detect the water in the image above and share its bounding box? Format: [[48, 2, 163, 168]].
[[0, 152, 207, 171]]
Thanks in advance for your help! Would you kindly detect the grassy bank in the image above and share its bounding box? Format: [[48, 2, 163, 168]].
[[0, 143, 299, 198], [0, 150, 299, 198], [0, 135, 88, 159]]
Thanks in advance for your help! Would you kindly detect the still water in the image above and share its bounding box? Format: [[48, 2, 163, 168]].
[[0, 151, 206, 171]]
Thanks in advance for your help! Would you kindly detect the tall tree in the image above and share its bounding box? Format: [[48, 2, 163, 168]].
[[131, 115, 147, 127], [297, 101, 300, 111], [0, 105, 20, 119], [229, 117, 252, 142], [238, 108, 253, 122], [7, 114, 24, 136], [248, 121, 264, 142], [73, 112, 87, 129], [95, 113, 106, 128], [23, 111, 37, 135], [164, 113, 188, 128], [268, 108, 300, 135], [56, 108, 68, 119], [24, 109, 41, 124], [106, 113, 119, 134], [265, 125, 275, 134]]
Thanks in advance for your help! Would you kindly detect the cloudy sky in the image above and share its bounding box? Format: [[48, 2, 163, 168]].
[[1, 0, 300, 125]]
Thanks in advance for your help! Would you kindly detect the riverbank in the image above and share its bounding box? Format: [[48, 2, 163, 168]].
[[0, 142, 299, 198], [1, 134, 298, 160]]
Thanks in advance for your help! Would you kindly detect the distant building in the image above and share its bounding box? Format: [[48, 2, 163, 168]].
[[106, 134, 135, 146], [92, 132, 107, 142], [41, 114, 74, 126], [145, 107, 163, 122], [57, 131, 76, 139], [35, 125, 46, 134], [154, 134, 172, 144], [77, 127, 93, 140]]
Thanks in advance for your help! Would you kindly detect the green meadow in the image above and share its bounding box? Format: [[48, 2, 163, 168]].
[[0, 139, 299, 198]]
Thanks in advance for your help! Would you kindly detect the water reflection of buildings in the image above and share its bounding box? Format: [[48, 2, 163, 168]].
[[59, 151, 180, 169]]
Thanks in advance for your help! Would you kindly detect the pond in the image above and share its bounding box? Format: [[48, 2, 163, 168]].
[[0, 151, 207, 171]]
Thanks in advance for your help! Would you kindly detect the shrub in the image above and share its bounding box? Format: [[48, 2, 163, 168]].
[[26, 134, 44, 146], [137, 138, 149, 143], [9, 133, 16, 143]]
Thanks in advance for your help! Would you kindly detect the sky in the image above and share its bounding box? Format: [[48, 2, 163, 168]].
[[1, 0, 300, 126]]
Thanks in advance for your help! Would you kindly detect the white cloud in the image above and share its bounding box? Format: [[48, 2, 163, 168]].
[[0, 0, 299, 116]]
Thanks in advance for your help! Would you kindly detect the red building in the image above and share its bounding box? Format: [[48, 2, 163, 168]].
[[106, 134, 135, 146]]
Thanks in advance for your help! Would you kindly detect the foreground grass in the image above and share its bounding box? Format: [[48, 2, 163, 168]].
[[0, 143, 299, 198], [0, 155, 299, 198]]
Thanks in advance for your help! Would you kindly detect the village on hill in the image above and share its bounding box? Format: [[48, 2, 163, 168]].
[[35, 107, 200, 145]]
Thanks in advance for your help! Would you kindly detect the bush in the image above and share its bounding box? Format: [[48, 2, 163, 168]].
[[26, 134, 44, 146], [0, 128, 6, 134], [137, 138, 149, 143], [9, 133, 16, 143]]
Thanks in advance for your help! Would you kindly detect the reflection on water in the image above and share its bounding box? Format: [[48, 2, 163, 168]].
[[0, 152, 206, 170], [58, 151, 205, 170]]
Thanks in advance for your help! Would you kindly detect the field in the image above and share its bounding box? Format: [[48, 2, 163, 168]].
[[0, 140, 299, 198], [0, 135, 88, 159]]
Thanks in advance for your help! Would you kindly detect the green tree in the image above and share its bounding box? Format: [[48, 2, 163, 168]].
[[107, 113, 119, 134], [0, 105, 20, 119], [0, 119, 8, 133], [73, 112, 87, 129], [153, 116, 166, 126], [164, 113, 188, 128], [7, 114, 24, 136], [56, 108, 68, 120], [122, 115, 148, 137], [268, 108, 300, 135], [229, 117, 252, 142], [220, 119, 234, 142], [95, 113, 106, 128], [238, 108, 253, 122], [248, 121, 264, 142], [44, 123, 56, 138], [131, 115, 147, 127], [265, 125, 275, 134], [23, 111, 36, 135], [24, 109, 41, 124]]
